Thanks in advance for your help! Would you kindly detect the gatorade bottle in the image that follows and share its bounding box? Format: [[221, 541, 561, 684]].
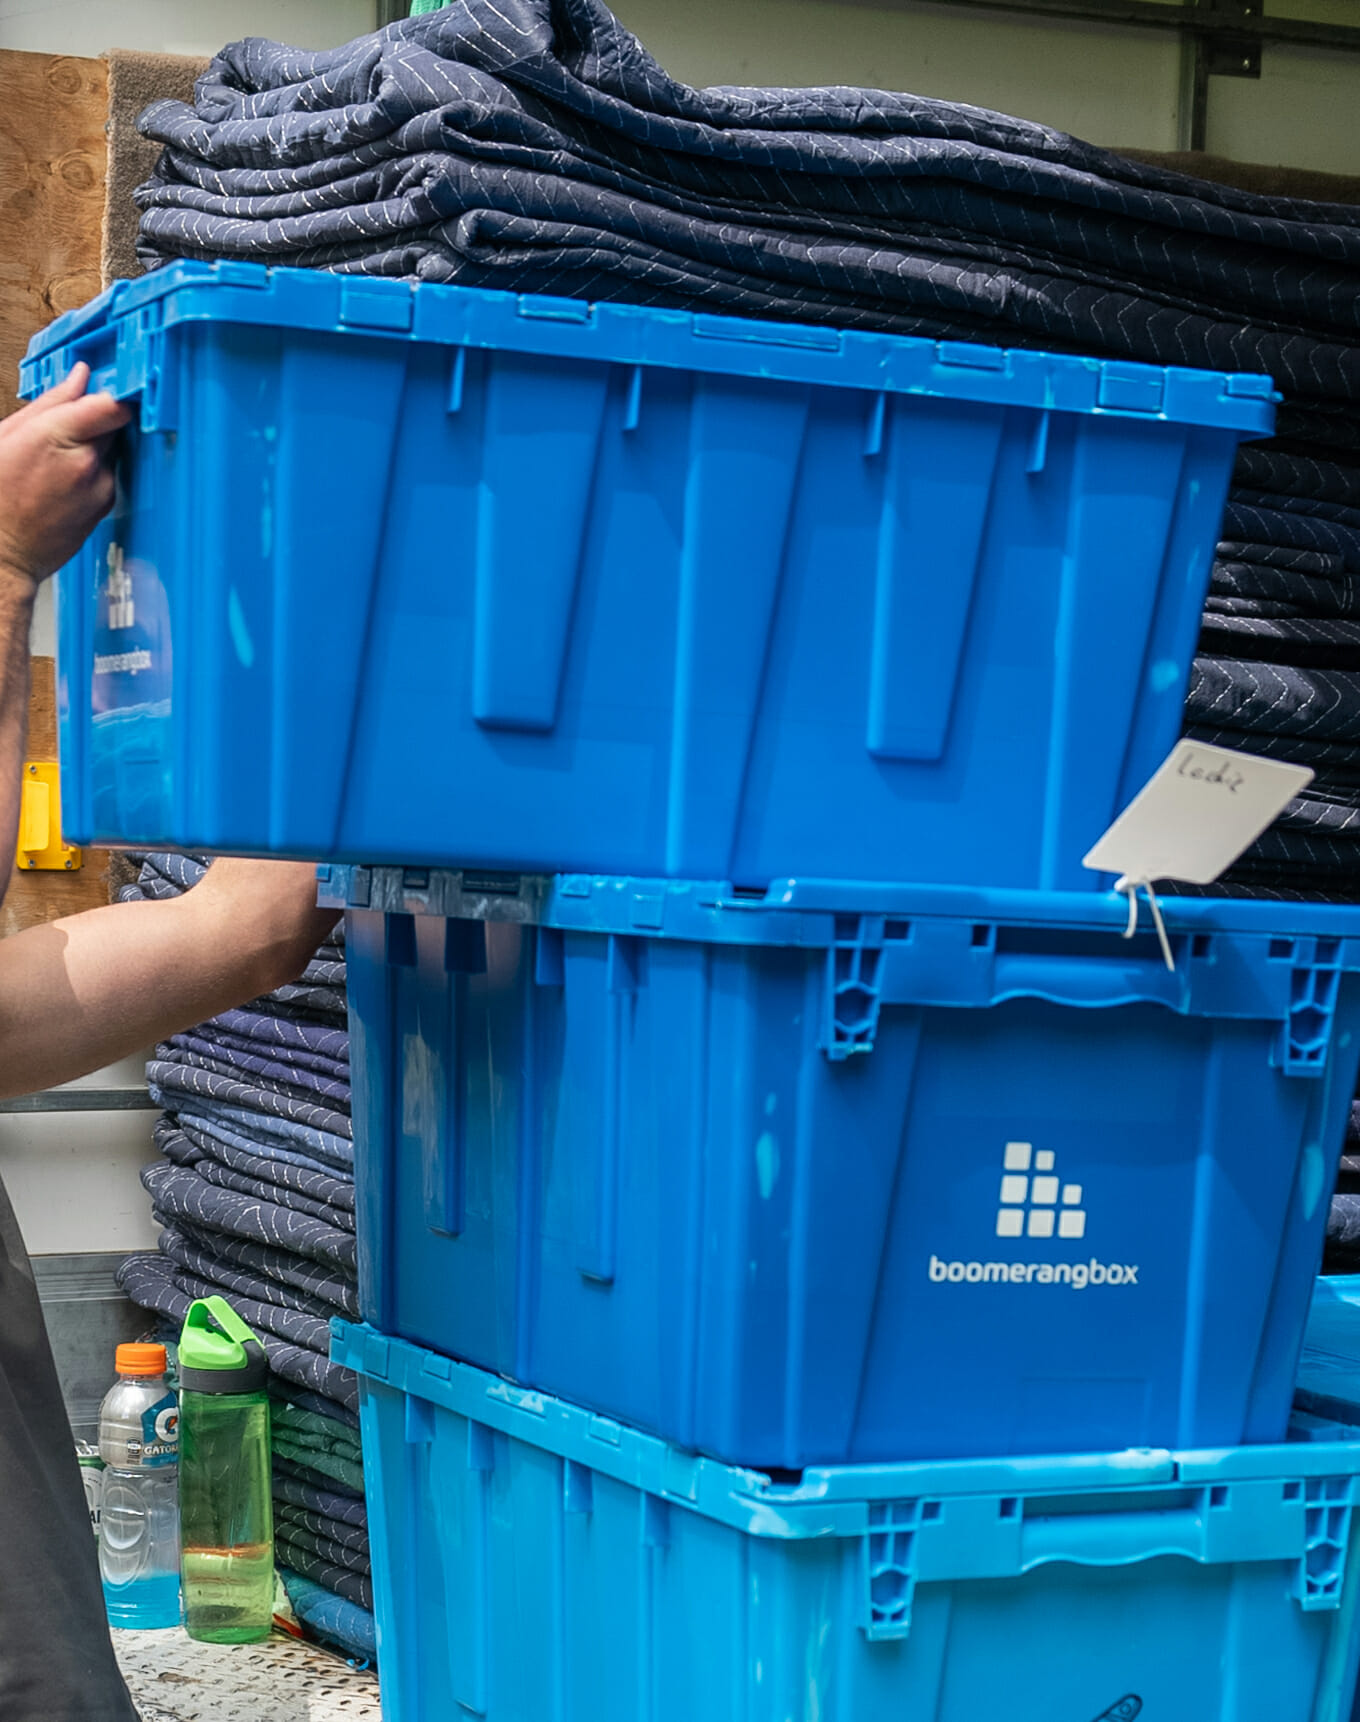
[[178, 1297, 275, 1643], [97, 1342, 181, 1628]]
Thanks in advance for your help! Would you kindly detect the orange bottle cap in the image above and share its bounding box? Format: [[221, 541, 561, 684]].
[[116, 1342, 167, 1377]]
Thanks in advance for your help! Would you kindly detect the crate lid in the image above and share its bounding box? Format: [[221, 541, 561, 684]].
[[21, 260, 1277, 435], [324, 866, 1360, 1033], [320, 863, 1360, 944]]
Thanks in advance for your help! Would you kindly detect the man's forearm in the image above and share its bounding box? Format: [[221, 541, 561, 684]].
[[0, 860, 338, 1098], [0, 571, 36, 904]]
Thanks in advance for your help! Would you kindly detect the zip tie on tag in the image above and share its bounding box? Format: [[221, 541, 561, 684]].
[[1113, 875, 1176, 974]]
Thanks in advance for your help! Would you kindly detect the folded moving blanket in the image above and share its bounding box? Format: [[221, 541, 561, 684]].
[[161, 1038, 352, 1108], [1197, 616, 1360, 672], [165, 1116, 356, 1217], [275, 1521, 371, 1582], [148, 1095, 353, 1173], [1222, 501, 1360, 570], [209, 1006, 350, 1067], [159, 1220, 360, 1318], [1235, 449, 1360, 509], [270, 1375, 362, 1431], [1208, 562, 1360, 621], [146, 1059, 352, 1140], [276, 1544, 372, 1613], [273, 1471, 368, 1531], [268, 981, 347, 1022], [273, 1399, 364, 1472], [280, 1570, 377, 1663], [276, 1510, 369, 1577], [274, 1453, 365, 1501], [1186, 660, 1360, 747], [173, 1026, 350, 1088], [1326, 1193, 1360, 1271], [159, 1228, 350, 1324], [141, 1159, 357, 1274], [272, 1427, 366, 1496], [190, 1158, 355, 1234]]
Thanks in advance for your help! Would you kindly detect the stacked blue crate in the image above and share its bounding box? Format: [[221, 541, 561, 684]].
[[27, 267, 1360, 1717], [23, 263, 1269, 890], [326, 866, 1360, 1468], [333, 1320, 1360, 1722]]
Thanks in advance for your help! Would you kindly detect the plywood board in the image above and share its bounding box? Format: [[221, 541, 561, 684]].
[[0, 50, 108, 416]]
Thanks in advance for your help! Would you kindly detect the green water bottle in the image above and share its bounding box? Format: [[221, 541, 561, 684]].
[[178, 1297, 274, 1643]]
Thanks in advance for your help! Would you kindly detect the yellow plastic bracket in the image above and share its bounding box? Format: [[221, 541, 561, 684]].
[[17, 761, 81, 872]]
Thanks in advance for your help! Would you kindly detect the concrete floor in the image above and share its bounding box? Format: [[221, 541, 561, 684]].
[[114, 1628, 381, 1721]]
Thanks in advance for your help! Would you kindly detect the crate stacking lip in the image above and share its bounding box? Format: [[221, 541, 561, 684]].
[[25, 260, 1275, 888], [327, 864, 1360, 1469], [334, 1321, 1360, 1722]]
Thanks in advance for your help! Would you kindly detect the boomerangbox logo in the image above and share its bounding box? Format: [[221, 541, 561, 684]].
[[926, 1138, 1141, 1289], [996, 1140, 1085, 1240]]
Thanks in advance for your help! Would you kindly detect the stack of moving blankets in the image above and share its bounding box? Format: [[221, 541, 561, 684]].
[[114, 854, 375, 1663], [127, 17, 1360, 1278]]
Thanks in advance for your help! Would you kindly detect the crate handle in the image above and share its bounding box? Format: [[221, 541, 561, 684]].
[[1019, 1503, 1212, 1569], [863, 1483, 1343, 1642], [864, 1498, 1217, 1645], [988, 948, 1188, 1011], [60, 329, 126, 402]]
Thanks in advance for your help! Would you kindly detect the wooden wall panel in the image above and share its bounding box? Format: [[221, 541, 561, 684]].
[[0, 51, 108, 416], [0, 51, 112, 933]]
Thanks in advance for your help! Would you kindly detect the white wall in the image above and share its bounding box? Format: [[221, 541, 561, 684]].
[[1209, 44, 1360, 177], [0, 1055, 160, 1254], [0, 0, 374, 56], [612, 0, 1360, 173], [613, 0, 1186, 152]]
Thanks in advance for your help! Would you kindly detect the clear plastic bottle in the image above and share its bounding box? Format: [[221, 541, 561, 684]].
[[178, 1298, 274, 1643], [97, 1343, 181, 1629]]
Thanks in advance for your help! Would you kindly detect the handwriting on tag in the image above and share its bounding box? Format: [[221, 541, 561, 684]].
[[1083, 741, 1313, 886]]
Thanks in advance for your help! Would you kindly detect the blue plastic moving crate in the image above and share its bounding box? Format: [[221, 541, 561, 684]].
[[327, 864, 1360, 1468], [333, 1321, 1360, 1722], [23, 262, 1274, 888]]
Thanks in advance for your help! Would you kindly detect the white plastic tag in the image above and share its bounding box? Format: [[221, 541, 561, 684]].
[[1083, 740, 1312, 886]]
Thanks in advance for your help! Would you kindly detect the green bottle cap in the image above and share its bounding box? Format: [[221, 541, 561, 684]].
[[178, 1296, 268, 1394]]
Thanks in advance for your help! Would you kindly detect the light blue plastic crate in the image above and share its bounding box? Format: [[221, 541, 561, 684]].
[[1295, 1286, 1360, 1722], [23, 261, 1274, 888], [328, 865, 1360, 1468], [1297, 1279, 1360, 1435], [333, 1321, 1360, 1722]]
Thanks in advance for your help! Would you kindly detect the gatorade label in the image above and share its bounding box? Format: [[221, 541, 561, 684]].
[[136, 1393, 179, 1467]]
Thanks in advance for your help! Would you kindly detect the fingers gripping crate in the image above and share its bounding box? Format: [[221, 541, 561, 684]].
[[327, 865, 1360, 1467], [24, 261, 1273, 887], [334, 1322, 1360, 1722]]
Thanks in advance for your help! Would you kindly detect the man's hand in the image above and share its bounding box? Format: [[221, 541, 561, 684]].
[[0, 363, 132, 590]]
